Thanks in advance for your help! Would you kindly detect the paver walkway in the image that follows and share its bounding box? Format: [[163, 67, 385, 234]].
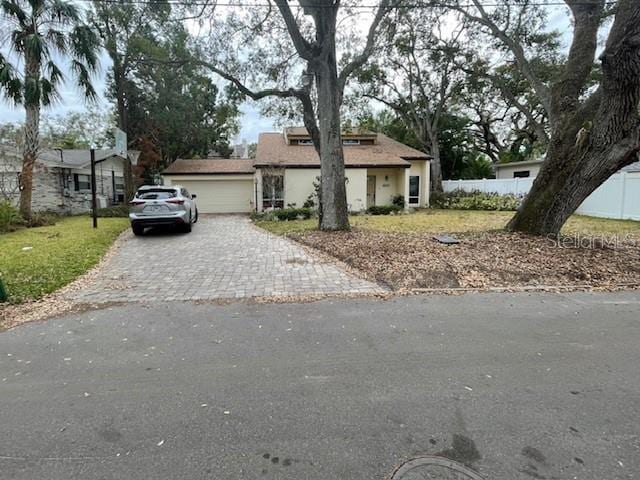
[[72, 215, 382, 303]]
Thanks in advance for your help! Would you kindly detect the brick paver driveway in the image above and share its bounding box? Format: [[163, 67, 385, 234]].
[[72, 215, 382, 303]]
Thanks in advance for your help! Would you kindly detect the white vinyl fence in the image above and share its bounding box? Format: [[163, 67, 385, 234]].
[[443, 172, 640, 221]]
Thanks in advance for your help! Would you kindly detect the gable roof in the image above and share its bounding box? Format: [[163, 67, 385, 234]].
[[255, 131, 430, 168], [0, 146, 140, 168], [163, 158, 256, 175]]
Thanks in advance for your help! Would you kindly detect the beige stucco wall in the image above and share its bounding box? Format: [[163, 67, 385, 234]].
[[495, 163, 541, 179], [367, 168, 403, 207], [283, 168, 367, 212]]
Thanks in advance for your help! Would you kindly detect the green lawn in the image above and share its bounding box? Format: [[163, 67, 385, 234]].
[[0, 216, 129, 304], [256, 209, 640, 237]]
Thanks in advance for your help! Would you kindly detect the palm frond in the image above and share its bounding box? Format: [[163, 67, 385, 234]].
[[45, 59, 64, 85], [47, 0, 79, 25], [23, 33, 49, 63], [46, 29, 67, 54], [70, 25, 100, 71], [70, 59, 96, 102], [40, 77, 61, 106], [0, 52, 22, 104], [1, 0, 28, 27]]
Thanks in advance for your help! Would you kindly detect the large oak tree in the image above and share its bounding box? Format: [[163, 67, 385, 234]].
[[446, 0, 640, 234], [198, 0, 399, 230]]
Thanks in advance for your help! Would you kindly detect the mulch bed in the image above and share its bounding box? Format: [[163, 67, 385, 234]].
[[293, 229, 640, 291]]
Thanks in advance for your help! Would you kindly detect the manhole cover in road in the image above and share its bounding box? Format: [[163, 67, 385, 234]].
[[389, 456, 484, 480]]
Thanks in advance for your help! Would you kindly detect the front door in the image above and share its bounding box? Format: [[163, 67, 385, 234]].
[[366, 175, 376, 208]]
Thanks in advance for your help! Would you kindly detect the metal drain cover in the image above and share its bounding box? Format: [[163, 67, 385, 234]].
[[389, 456, 484, 480]]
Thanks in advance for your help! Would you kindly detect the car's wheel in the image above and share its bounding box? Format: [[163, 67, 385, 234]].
[[182, 217, 192, 233], [132, 224, 145, 236], [193, 208, 198, 223]]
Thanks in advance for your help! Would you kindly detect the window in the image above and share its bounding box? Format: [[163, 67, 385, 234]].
[[297, 139, 313, 145], [408, 175, 420, 204], [136, 189, 177, 200], [513, 170, 530, 178], [74, 174, 91, 191], [114, 176, 125, 191], [342, 139, 361, 145], [263, 174, 284, 209]]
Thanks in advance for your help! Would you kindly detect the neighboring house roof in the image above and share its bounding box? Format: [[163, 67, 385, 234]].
[[0, 145, 139, 168], [255, 131, 430, 168], [39, 149, 140, 168], [163, 158, 256, 175], [494, 158, 545, 169], [495, 157, 640, 173]]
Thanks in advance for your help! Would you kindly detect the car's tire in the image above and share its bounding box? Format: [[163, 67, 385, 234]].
[[132, 224, 145, 236], [182, 217, 192, 233], [193, 208, 198, 223]]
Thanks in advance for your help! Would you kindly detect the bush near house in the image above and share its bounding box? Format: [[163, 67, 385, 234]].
[[367, 205, 402, 215], [431, 189, 521, 211], [0, 201, 59, 232], [252, 207, 314, 222], [96, 205, 129, 217], [0, 201, 22, 233]]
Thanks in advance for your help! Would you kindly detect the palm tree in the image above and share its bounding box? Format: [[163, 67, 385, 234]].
[[0, 0, 99, 219]]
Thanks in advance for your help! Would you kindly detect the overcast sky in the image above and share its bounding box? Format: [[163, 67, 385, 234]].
[[0, 5, 572, 146]]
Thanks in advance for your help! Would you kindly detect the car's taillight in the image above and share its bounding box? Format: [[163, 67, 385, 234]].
[[129, 200, 145, 205], [166, 198, 185, 205]]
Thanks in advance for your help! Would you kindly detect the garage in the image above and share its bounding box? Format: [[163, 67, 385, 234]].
[[179, 179, 254, 213], [162, 159, 256, 214]]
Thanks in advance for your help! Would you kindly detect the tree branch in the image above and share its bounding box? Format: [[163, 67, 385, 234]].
[[273, 0, 315, 61], [338, 0, 395, 93]]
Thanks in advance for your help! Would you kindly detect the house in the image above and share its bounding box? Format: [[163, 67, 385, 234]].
[[0, 145, 139, 214], [495, 157, 640, 179], [494, 158, 544, 179], [162, 127, 431, 214]]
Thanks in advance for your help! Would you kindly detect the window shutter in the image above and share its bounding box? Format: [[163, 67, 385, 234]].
[[73, 174, 79, 191]]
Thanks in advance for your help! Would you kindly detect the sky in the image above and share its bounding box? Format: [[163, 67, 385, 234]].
[[0, 4, 573, 146]]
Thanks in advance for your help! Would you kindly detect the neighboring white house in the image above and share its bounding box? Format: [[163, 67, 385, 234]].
[[0, 145, 139, 214], [162, 128, 432, 214], [494, 158, 544, 179]]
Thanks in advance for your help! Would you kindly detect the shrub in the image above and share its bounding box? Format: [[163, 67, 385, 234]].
[[97, 205, 129, 218], [252, 207, 313, 221], [431, 189, 521, 211], [0, 200, 22, 232], [273, 207, 313, 221], [26, 211, 59, 228], [391, 194, 405, 208], [367, 205, 402, 215]]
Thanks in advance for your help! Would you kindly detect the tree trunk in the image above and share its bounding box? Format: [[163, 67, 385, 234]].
[[19, 58, 41, 220], [429, 136, 443, 192], [508, 1, 640, 235], [313, 11, 350, 231], [115, 77, 135, 200]]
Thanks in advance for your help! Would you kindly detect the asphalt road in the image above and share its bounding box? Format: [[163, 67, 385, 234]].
[[1, 291, 639, 480]]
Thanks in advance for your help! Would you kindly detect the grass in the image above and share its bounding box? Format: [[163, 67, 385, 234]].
[[255, 209, 640, 237], [0, 216, 129, 304]]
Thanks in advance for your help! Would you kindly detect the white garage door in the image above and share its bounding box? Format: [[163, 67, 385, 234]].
[[180, 179, 254, 213]]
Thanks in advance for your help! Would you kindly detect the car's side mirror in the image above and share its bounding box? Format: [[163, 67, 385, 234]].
[[191, 194, 197, 199]]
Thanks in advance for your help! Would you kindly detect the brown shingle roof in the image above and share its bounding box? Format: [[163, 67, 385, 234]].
[[255, 132, 430, 168], [163, 159, 255, 175]]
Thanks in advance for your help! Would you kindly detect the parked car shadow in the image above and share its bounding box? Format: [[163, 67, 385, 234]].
[[137, 225, 190, 237]]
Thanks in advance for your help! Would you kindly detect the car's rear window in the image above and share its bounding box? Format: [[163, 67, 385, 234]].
[[136, 189, 177, 200]]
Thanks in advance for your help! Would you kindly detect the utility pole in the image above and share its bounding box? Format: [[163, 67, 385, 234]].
[[90, 148, 98, 229]]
